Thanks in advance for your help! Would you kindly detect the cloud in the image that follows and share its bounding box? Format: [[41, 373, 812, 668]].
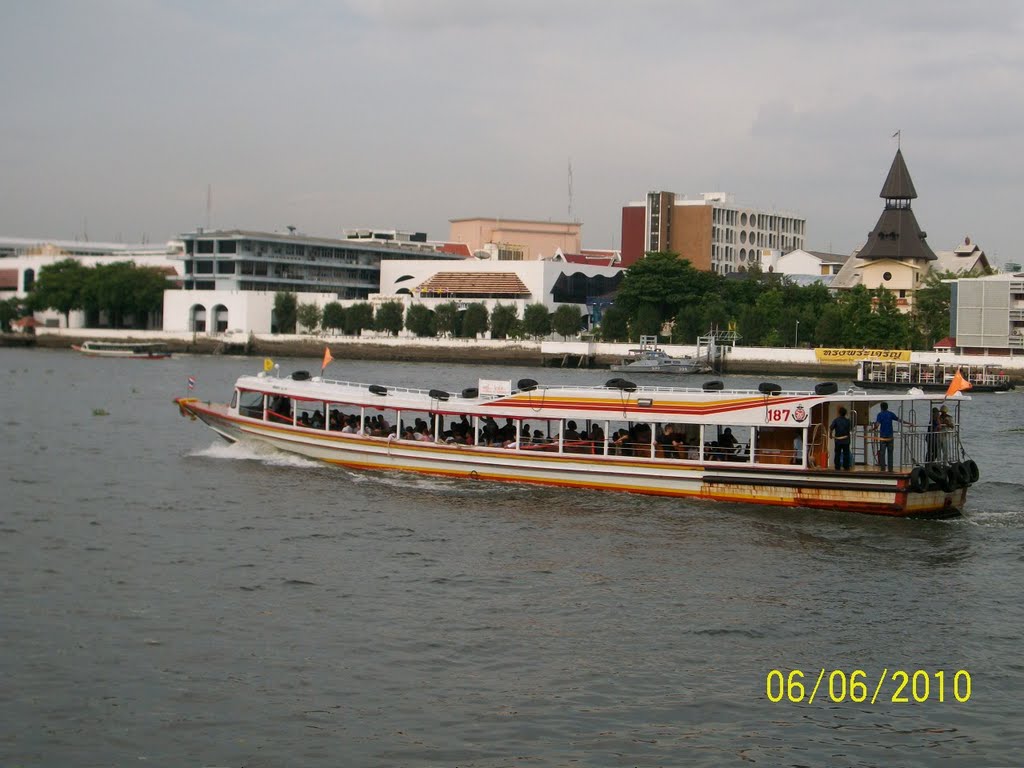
[[1, 0, 1022, 260]]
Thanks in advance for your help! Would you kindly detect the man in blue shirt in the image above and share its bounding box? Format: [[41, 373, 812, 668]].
[[873, 401, 901, 471]]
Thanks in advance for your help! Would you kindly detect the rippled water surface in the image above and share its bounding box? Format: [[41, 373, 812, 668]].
[[2, 348, 1023, 767]]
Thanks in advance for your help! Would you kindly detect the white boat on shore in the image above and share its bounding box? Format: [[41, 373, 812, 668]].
[[175, 364, 979, 518], [72, 341, 171, 359]]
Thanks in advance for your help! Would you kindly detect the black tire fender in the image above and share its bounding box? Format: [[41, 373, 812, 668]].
[[909, 466, 928, 494]]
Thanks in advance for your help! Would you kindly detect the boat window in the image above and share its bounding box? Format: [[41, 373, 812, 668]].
[[230, 390, 238, 410], [295, 400, 326, 429], [238, 390, 264, 419], [755, 427, 802, 465], [702, 424, 749, 462]]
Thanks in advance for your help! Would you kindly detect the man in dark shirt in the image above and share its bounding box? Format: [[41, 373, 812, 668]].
[[829, 406, 852, 470]]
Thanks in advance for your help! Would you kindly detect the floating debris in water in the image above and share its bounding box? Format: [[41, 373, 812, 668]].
[[92, 408, 109, 417]]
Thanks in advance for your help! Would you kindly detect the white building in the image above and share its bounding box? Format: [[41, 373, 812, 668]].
[[0, 237, 183, 328], [759, 248, 849, 281]]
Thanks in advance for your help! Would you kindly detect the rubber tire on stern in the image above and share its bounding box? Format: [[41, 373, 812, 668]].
[[908, 466, 928, 494]]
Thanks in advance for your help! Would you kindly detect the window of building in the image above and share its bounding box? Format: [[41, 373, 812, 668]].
[[883, 271, 892, 281], [197, 240, 214, 254]]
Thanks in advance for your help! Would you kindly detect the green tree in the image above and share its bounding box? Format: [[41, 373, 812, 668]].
[[865, 288, 911, 347], [522, 303, 552, 339], [598, 306, 629, 341], [835, 285, 875, 346], [80, 262, 168, 329], [273, 291, 298, 334], [551, 304, 583, 339], [0, 297, 28, 332], [321, 302, 346, 332], [489, 304, 519, 339], [912, 270, 956, 348], [434, 301, 460, 337], [297, 302, 322, 333], [614, 252, 721, 331], [405, 304, 436, 337], [28, 258, 90, 326], [344, 302, 374, 335], [632, 303, 662, 339], [461, 303, 489, 338], [374, 301, 405, 336]]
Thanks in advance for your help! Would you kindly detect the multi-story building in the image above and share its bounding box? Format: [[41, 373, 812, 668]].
[[620, 192, 806, 272], [948, 271, 1024, 354], [164, 228, 465, 334]]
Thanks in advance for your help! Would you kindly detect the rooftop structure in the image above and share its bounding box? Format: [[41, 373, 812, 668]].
[[448, 217, 582, 261]]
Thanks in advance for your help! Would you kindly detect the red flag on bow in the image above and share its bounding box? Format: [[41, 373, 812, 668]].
[[945, 368, 972, 398], [321, 346, 334, 372]]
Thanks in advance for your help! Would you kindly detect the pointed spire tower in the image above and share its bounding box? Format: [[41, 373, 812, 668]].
[[857, 148, 936, 262]]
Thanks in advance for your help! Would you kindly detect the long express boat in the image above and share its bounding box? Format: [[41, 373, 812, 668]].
[[175, 368, 980, 517]]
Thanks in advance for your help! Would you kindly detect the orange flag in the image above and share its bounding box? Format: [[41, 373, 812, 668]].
[[945, 367, 973, 397], [321, 346, 334, 372]]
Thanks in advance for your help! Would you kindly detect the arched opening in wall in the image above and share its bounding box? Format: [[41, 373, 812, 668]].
[[212, 304, 229, 333], [190, 304, 207, 333], [23, 268, 35, 293], [396, 288, 412, 295]]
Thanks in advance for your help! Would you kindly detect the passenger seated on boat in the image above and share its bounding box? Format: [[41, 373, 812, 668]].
[[657, 424, 687, 458], [329, 410, 343, 430], [298, 413, 312, 427], [562, 421, 582, 441], [341, 417, 357, 434], [402, 426, 416, 440], [498, 418, 517, 444], [532, 429, 547, 444], [480, 416, 500, 446], [588, 423, 605, 453], [311, 411, 325, 429]]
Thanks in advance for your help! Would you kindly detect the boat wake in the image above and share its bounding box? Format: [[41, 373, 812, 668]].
[[191, 441, 322, 469]]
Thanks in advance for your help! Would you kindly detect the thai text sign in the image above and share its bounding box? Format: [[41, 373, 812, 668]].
[[815, 348, 911, 364], [479, 379, 512, 396]]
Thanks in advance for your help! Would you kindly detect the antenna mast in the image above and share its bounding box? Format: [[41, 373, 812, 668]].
[[206, 184, 212, 230], [567, 159, 575, 222]]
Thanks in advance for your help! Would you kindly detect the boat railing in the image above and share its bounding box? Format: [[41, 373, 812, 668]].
[[854, 421, 963, 470]]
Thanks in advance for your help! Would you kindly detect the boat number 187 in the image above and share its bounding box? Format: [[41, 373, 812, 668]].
[[766, 408, 791, 423]]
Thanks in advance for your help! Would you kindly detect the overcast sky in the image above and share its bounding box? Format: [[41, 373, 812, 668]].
[[2, 0, 1022, 262]]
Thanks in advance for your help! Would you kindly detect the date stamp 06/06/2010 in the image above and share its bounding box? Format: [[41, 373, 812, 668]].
[[766, 669, 972, 705]]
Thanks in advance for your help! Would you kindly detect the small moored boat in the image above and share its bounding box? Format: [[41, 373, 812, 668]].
[[610, 337, 710, 375], [175, 366, 980, 518], [72, 341, 171, 359]]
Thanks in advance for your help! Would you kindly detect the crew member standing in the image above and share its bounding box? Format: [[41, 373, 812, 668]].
[[829, 406, 853, 471]]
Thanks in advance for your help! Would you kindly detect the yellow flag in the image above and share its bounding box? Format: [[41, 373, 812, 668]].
[[263, 357, 274, 372], [321, 346, 334, 371]]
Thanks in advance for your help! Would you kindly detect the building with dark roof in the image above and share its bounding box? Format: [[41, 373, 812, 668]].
[[831, 148, 962, 312]]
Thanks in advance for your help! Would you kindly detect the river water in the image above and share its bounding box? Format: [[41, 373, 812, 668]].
[[2, 347, 1022, 767]]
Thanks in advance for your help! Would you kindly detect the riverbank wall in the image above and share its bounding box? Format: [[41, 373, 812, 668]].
[[14, 328, 1024, 381]]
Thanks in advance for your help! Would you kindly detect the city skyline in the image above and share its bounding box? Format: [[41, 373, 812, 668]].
[[2, 1, 1022, 264]]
